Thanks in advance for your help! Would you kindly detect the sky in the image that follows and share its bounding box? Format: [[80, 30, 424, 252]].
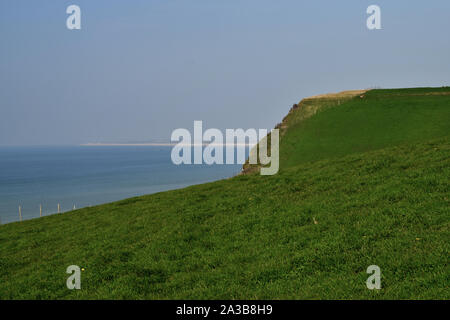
[[1, 0, 449, 146]]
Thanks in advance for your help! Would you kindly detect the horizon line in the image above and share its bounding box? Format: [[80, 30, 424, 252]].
[[81, 143, 257, 147]]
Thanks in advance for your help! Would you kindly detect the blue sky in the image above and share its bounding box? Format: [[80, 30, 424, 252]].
[[1, 0, 449, 145]]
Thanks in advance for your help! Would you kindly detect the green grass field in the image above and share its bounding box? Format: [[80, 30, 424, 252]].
[[0, 87, 449, 299], [280, 88, 450, 167]]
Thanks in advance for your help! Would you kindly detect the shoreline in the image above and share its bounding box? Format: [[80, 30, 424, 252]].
[[81, 143, 257, 147]]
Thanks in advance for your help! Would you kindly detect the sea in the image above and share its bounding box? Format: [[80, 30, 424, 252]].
[[0, 146, 244, 224]]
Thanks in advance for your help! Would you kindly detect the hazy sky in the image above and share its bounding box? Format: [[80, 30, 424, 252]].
[[1, 0, 449, 145]]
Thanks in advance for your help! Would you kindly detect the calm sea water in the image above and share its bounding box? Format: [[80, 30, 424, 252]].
[[0, 146, 243, 224]]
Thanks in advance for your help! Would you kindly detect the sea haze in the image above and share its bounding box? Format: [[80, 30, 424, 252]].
[[0, 146, 243, 224]]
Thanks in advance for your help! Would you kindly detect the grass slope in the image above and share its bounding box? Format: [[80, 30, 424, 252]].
[[0, 88, 449, 299], [280, 87, 450, 168]]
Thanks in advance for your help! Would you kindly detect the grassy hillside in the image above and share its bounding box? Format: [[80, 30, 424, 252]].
[[0, 88, 449, 299], [279, 87, 450, 168]]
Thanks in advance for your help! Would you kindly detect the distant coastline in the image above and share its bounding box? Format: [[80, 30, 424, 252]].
[[81, 143, 177, 146], [81, 143, 256, 147]]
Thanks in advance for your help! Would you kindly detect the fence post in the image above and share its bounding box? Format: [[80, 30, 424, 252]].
[[40, 204, 42, 217], [19, 205, 22, 222], [58, 203, 60, 214]]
